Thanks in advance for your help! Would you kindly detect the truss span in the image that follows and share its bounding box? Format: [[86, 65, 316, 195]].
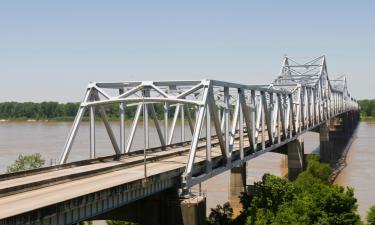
[[59, 56, 358, 190]]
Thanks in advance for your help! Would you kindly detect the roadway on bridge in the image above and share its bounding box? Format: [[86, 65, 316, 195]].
[[0, 136, 233, 219]]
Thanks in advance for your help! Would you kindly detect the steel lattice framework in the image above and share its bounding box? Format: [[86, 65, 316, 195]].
[[59, 56, 358, 190]]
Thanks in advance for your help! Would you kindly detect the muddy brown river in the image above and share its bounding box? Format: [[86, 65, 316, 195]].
[[0, 121, 373, 220]]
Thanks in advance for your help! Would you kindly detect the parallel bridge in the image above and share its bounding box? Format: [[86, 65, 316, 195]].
[[0, 56, 359, 225]]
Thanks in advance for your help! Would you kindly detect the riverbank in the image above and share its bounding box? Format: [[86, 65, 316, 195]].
[[0, 117, 74, 122], [0, 117, 193, 124], [334, 122, 375, 219], [360, 116, 375, 122]]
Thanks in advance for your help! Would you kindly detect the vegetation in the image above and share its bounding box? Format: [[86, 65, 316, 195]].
[[0, 101, 174, 121], [208, 202, 233, 225], [0, 102, 79, 120], [358, 99, 375, 120], [367, 205, 375, 225], [208, 155, 363, 225], [6, 154, 96, 225], [6, 153, 45, 173], [0, 99, 372, 122]]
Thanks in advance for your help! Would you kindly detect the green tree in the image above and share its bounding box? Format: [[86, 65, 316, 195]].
[[358, 99, 375, 118], [241, 155, 362, 225], [64, 102, 80, 117], [6, 153, 45, 173], [367, 205, 375, 225], [207, 202, 233, 225]]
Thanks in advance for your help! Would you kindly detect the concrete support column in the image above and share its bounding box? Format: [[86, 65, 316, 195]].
[[341, 113, 350, 136], [229, 163, 246, 217], [319, 121, 332, 165], [287, 139, 305, 181], [180, 195, 206, 225], [350, 111, 355, 131]]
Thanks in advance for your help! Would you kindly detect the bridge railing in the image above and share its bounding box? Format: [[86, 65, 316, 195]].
[[58, 56, 358, 190]]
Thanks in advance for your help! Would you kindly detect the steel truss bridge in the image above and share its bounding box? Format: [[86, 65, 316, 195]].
[[59, 55, 358, 189], [0, 56, 359, 225]]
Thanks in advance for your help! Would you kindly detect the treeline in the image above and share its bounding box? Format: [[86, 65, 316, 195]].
[[0, 102, 169, 120], [358, 99, 375, 118], [0, 102, 80, 120], [1, 100, 373, 121]]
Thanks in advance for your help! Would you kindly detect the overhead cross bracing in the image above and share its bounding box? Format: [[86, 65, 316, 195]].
[[57, 55, 358, 191]]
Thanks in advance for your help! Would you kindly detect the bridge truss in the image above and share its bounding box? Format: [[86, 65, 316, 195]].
[[59, 56, 358, 191]]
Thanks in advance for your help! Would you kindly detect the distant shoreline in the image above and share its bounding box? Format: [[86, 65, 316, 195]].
[[0, 117, 185, 123], [0, 117, 124, 122], [1, 117, 373, 123], [360, 117, 375, 122]]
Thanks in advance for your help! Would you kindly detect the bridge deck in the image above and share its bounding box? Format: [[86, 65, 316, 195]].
[[0, 136, 230, 219]]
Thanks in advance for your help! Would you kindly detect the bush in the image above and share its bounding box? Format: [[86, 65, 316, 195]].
[[6, 153, 45, 173], [207, 202, 233, 225], [367, 205, 375, 225]]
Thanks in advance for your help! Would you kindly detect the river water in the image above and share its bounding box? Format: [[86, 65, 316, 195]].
[[0, 121, 373, 219]]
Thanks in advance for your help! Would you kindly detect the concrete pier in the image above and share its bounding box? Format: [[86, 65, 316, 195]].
[[180, 195, 206, 225], [287, 139, 305, 180], [229, 163, 247, 217], [319, 111, 360, 166], [319, 121, 332, 165]]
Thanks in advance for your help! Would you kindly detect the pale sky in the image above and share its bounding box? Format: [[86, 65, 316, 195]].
[[0, 0, 374, 102]]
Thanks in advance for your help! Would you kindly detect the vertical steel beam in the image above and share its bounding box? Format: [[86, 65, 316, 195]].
[[143, 90, 149, 149], [224, 86, 230, 160], [285, 94, 290, 138], [250, 90, 256, 150], [119, 88, 126, 154], [261, 102, 266, 150], [269, 92, 275, 142], [278, 94, 286, 140], [239, 94, 244, 161], [206, 105, 212, 173], [164, 102, 168, 144], [90, 105, 96, 159], [276, 94, 281, 143], [180, 104, 185, 142]]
